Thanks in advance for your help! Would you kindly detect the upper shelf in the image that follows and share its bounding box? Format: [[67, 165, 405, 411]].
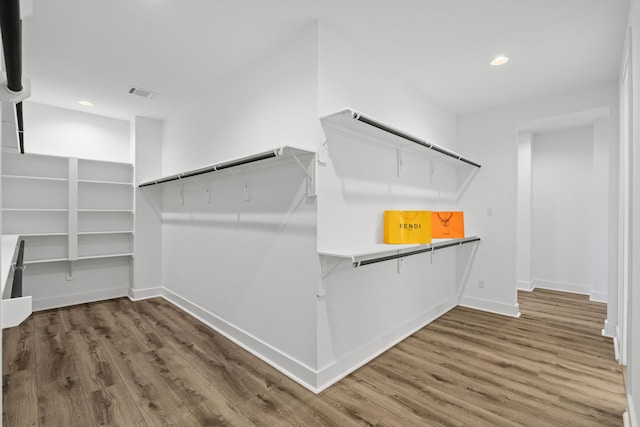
[[138, 146, 316, 188], [320, 108, 481, 168]]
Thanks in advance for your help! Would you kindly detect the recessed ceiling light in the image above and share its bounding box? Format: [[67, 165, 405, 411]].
[[491, 56, 509, 66], [77, 100, 93, 107]]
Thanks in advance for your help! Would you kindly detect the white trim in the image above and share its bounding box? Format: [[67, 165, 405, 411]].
[[32, 286, 128, 311], [628, 393, 638, 427], [517, 280, 533, 291], [160, 287, 319, 392], [614, 336, 621, 362], [458, 295, 521, 318], [315, 297, 457, 392], [531, 279, 592, 296], [590, 290, 608, 303], [159, 287, 458, 393], [128, 286, 162, 301], [603, 318, 617, 338]]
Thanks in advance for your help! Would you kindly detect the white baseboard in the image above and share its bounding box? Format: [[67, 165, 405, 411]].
[[602, 319, 617, 338], [531, 279, 591, 296], [458, 295, 521, 318], [590, 290, 608, 303], [314, 297, 457, 392], [160, 287, 319, 392], [517, 280, 533, 291], [32, 286, 129, 311], [128, 286, 163, 301], [160, 287, 458, 393], [629, 394, 637, 427]]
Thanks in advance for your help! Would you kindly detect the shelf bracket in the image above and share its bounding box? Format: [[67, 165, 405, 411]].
[[290, 151, 316, 198], [320, 255, 344, 281], [397, 256, 405, 274], [429, 159, 435, 184], [243, 177, 251, 201], [205, 179, 211, 204], [179, 183, 184, 205], [397, 149, 404, 177]]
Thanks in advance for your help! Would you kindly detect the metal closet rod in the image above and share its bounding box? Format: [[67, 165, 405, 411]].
[[352, 112, 482, 168], [16, 101, 24, 153], [353, 236, 481, 268], [138, 150, 281, 187], [11, 239, 25, 299], [0, 0, 25, 154]]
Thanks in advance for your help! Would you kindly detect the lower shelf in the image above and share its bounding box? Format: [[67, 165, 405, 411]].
[[319, 236, 481, 267], [23, 253, 134, 264]]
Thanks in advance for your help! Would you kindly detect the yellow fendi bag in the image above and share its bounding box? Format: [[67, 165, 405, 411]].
[[384, 211, 432, 244]]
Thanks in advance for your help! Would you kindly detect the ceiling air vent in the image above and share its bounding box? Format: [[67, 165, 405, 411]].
[[128, 86, 157, 98]]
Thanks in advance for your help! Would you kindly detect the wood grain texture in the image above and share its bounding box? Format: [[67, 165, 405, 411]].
[[3, 289, 626, 426]]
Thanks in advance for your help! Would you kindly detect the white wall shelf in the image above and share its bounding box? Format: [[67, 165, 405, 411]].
[[78, 230, 133, 235], [78, 179, 133, 186], [320, 108, 481, 168], [1, 153, 134, 268], [138, 146, 316, 188], [2, 174, 68, 182], [78, 209, 134, 213], [77, 253, 133, 261], [2, 208, 68, 212], [319, 236, 481, 267]]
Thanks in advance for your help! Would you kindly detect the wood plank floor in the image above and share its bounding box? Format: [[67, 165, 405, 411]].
[[3, 289, 626, 426]]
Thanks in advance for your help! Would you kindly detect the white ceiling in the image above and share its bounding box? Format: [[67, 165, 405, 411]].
[[21, 0, 630, 121]]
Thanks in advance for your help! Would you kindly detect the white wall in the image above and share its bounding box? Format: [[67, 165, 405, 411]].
[[592, 118, 610, 302], [624, 0, 640, 423], [162, 24, 320, 176], [317, 22, 457, 151], [516, 132, 533, 290], [132, 117, 163, 298], [157, 21, 469, 391], [24, 102, 130, 162], [530, 126, 594, 294], [458, 82, 619, 318], [158, 24, 322, 388], [314, 22, 469, 389]]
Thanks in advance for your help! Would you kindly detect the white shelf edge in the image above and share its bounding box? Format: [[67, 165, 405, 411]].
[[77, 158, 134, 167], [24, 258, 69, 265], [76, 253, 133, 260], [78, 179, 133, 186], [17, 233, 69, 237], [138, 145, 316, 187], [318, 236, 482, 263], [2, 208, 68, 212], [77, 209, 134, 213], [2, 174, 68, 182], [77, 230, 133, 235]]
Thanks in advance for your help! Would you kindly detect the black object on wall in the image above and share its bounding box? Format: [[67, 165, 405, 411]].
[[11, 240, 25, 299], [0, 0, 25, 154], [353, 112, 482, 168]]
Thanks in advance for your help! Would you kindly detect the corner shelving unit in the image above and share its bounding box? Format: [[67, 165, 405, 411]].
[[1, 152, 134, 265]]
